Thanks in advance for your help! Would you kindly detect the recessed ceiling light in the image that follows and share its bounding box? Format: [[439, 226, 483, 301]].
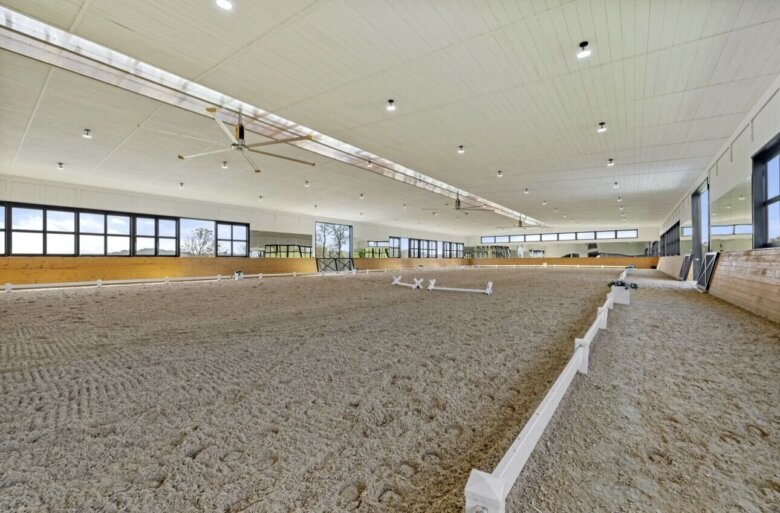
[[179, 182, 184, 189], [386, 99, 396, 112], [524, 188, 529, 194], [402, 203, 407, 209], [598, 122, 607, 133], [617, 196, 622, 202], [496, 170, 503, 178], [457, 145, 465, 154], [57, 162, 64, 171], [359, 193, 364, 199], [222, 161, 228, 169], [563, 215, 567, 218], [82, 129, 92, 139], [314, 204, 318, 209], [554, 208, 558, 213], [542, 200, 547, 206], [304, 180, 310, 188], [613, 181, 619, 188], [258, 195, 263, 201], [607, 158, 614, 167], [577, 41, 591, 59], [216, 0, 232, 10]]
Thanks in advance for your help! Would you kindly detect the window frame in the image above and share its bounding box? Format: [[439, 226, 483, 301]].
[[753, 136, 780, 248], [216, 221, 249, 257]]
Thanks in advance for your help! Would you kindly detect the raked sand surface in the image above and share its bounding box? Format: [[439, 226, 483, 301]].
[[0, 268, 777, 512]]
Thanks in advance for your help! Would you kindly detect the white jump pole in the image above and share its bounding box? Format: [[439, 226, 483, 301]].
[[427, 279, 493, 295], [391, 276, 424, 289]]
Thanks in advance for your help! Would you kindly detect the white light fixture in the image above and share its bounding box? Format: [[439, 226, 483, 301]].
[[524, 188, 529, 194], [258, 195, 263, 201], [386, 99, 396, 112], [457, 145, 465, 154], [179, 182, 184, 189], [216, 0, 232, 10], [359, 193, 364, 199], [360, 212, 364, 216], [617, 196, 622, 202], [542, 200, 547, 206], [314, 204, 318, 209], [607, 158, 614, 167], [597, 122, 607, 133], [496, 170, 503, 178], [613, 181, 619, 188], [367, 159, 372, 168], [402, 203, 407, 209], [82, 129, 92, 139], [57, 162, 64, 171], [577, 41, 591, 59], [738, 196, 745, 201], [221, 161, 228, 169], [304, 180, 310, 188], [553, 208, 558, 213]]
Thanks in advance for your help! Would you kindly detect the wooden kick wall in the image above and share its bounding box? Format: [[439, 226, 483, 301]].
[[0, 257, 317, 284], [0, 256, 657, 285], [708, 248, 780, 323], [474, 256, 659, 269]]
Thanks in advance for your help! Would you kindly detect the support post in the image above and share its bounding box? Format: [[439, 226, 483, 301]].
[[574, 338, 590, 374], [597, 307, 608, 329], [464, 470, 506, 513]]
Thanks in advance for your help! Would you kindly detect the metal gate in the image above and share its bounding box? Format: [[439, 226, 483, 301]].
[[696, 252, 719, 291], [316, 258, 355, 272]]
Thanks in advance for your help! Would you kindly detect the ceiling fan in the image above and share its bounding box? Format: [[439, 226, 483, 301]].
[[420, 193, 491, 214], [177, 107, 316, 173]]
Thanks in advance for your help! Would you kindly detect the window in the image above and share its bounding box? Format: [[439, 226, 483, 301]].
[[577, 232, 595, 240], [509, 235, 524, 243], [389, 236, 401, 258], [315, 222, 352, 257], [216, 222, 248, 257], [558, 232, 575, 241], [734, 224, 752, 235], [0, 205, 4, 255], [180, 218, 215, 257], [11, 207, 44, 255], [481, 236, 495, 244], [616, 229, 638, 239], [134, 216, 178, 256], [495, 235, 509, 243], [681, 226, 693, 237], [409, 238, 420, 258], [107, 215, 131, 256], [46, 210, 76, 255], [710, 225, 733, 236], [420, 240, 429, 258], [541, 233, 557, 241], [525, 234, 540, 242], [442, 241, 451, 258], [754, 147, 780, 247], [596, 231, 616, 240], [455, 243, 464, 258], [660, 222, 680, 256]]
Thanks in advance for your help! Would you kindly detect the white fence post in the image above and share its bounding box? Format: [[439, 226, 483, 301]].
[[4, 283, 12, 293], [574, 338, 590, 374], [597, 307, 608, 329], [464, 470, 507, 513]]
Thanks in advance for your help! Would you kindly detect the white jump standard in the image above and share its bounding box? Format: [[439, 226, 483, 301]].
[[391, 276, 424, 289], [427, 279, 493, 295]]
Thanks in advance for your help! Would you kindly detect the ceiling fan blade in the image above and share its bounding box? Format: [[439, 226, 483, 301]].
[[240, 151, 262, 174], [205, 107, 238, 144], [246, 148, 316, 167], [177, 147, 233, 160], [243, 134, 312, 149]]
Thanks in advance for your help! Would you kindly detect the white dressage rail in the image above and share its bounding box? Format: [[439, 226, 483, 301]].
[[427, 278, 493, 295], [464, 269, 628, 513]]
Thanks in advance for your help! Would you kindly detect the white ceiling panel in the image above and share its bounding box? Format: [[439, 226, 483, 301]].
[[1, 0, 779, 236]]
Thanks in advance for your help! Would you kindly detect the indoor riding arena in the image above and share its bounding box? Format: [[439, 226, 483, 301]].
[[1, 2, 778, 513]]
